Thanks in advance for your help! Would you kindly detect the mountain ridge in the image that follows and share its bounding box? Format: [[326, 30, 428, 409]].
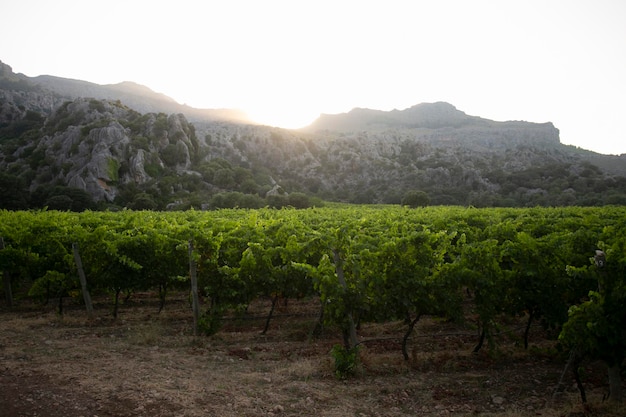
[[305, 101, 560, 137], [305, 102, 479, 131], [1, 61, 250, 124], [30, 74, 251, 123], [1, 59, 626, 210]]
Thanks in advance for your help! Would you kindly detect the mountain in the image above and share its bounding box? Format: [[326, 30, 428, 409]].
[[305, 102, 481, 131], [5, 62, 250, 124], [303, 102, 562, 153], [31, 76, 177, 111], [1, 59, 626, 210], [305, 102, 563, 148], [29, 75, 251, 124]]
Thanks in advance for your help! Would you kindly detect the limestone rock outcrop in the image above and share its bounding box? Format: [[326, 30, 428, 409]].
[[1, 92, 200, 202]]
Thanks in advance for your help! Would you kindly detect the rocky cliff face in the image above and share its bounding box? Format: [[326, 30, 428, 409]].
[[0, 62, 61, 117], [1, 94, 198, 202]]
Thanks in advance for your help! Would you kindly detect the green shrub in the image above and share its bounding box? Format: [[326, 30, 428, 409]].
[[401, 190, 430, 207], [330, 344, 360, 379], [107, 158, 120, 182]]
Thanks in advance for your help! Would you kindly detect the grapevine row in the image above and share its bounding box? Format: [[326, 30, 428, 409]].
[[0, 206, 624, 369]]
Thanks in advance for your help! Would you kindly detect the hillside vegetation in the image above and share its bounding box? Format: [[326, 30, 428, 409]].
[[1, 59, 626, 210]]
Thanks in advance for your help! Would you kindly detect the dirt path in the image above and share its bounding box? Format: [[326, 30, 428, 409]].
[[0, 296, 620, 416]]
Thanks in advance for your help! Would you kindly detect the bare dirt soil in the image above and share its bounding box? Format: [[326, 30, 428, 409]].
[[0, 294, 622, 417]]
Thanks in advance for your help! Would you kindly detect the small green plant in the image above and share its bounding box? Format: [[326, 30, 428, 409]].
[[330, 344, 359, 379], [144, 162, 163, 178], [198, 308, 224, 336], [89, 99, 106, 113], [107, 158, 120, 182]]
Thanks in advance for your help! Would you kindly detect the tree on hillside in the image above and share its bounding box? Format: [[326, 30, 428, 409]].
[[0, 173, 29, 209], [401, 190, 430, 208]]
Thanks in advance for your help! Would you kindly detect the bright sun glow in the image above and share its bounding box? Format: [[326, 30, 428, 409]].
[[1, 0, 625, 154], [246, 107, 321, 130]]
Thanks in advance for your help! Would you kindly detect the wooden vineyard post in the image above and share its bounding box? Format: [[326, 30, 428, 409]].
[[189, 239, 200, 336], [0, 237, 13, 307], [72, 243, 94, 319], [332, 248, 358, 350]]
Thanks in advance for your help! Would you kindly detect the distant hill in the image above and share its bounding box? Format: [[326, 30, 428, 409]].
[[29, 75, 251, 124], [304, 102, 481, 131], [31, 76, 178, 111], [1, 58, 626, 210], [3, 61, 250, 124], [306, 102, 558, 142]]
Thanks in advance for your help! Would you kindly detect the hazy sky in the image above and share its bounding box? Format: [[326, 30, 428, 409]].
[[1, 0, 625, 155]]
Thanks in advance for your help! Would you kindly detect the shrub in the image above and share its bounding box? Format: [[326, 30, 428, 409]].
[[331, 344, 360, 379], [401, 190, 430, 208]]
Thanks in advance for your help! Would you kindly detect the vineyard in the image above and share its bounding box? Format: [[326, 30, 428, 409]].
[[0, 205, 625, 416]]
